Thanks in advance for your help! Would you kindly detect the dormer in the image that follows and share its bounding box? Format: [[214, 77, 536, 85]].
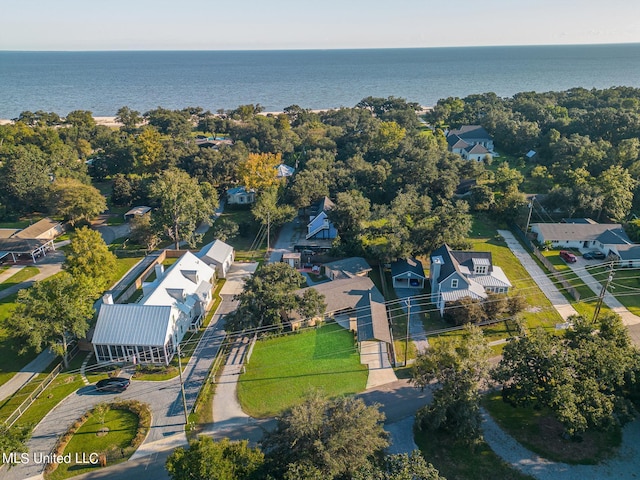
[[166, 288, 185, 301], [471, 258, 490, 275], [181, 270, 199, 284]]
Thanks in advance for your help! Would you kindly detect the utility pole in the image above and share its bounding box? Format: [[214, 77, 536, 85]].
[[177, 343, 189, 426], [592, 262, 615, 324], [404, 298, 411, 367], [525, 195, 535, 234], [266, 211, 270, 255]]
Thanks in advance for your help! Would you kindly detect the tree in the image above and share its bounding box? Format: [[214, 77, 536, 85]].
[[237, 152, 282, 192], [251, 187, 296, 232], [0, 424, 31, 462], [8, 272, 97, 367], [442, 297, 486, 326], [134, 127, 164, 173], [412, 325, 491, 441], [129, 213, 160, 250], [166, 436, 264, 480], [295, 288, 327, 321], [64, 226, 117, 290], [353, 451, 445, 480], [150, 169, 217, 249], [48, 178, 107, 226], [328, 190, 371, 243], [262, 392, 388, 479], [492, 314, 640, 436], [210, 217, 239, 242], [115, 106, 142, 132], [225, 263, 306, 331]]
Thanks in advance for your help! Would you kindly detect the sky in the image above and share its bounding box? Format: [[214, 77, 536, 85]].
[[1, 0, 640, 51]]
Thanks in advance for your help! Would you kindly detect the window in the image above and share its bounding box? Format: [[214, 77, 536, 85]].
[[474, 266, 487, 275], [451, 279, 458, 288]]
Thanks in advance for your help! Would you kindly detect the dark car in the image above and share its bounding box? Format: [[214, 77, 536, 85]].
[[95, 377, 130, 392], [559, 250, 577, 263], [583, 251, 606, 260]]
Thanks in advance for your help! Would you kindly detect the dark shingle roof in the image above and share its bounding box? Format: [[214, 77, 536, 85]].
[[391, 258, 425, 279], [448, 125, 492, 140]]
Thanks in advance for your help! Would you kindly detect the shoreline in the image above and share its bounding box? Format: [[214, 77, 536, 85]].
[[0, 106, 432, 127]]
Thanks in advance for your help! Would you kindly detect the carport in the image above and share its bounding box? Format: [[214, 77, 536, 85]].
[[0, 238, 55, 263]]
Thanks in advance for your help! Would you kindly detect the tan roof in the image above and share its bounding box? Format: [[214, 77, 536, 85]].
[[13, 218, 61, 239]]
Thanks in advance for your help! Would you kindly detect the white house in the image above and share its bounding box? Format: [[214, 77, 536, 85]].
[[446, 125, 495, 161], [92, 251, 215, 365], [531, 220, 640, 266], [198, 239, 235, 279]]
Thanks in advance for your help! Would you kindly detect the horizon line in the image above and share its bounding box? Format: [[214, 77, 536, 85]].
[[2, 41, 640, 53]]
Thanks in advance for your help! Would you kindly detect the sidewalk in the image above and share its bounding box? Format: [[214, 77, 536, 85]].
[[567, 262, 640, 345], [498, 230, 579, 320], [0, 348, 57, 402]]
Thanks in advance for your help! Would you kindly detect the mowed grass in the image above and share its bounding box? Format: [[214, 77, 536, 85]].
[[237, 323, 368, 417], [0, 266, 40, 292], [590, 264, 640, 316], [47, 408, 139, 480]]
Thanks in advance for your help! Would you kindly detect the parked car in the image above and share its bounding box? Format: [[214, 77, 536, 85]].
[[95, 377, 130, 392], [559, 250, 577, 263], [583, 251, 606, 260]]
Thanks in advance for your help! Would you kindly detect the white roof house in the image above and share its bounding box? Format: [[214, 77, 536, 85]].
[[198, 239, 235, 279], [92, 251, 215, 365]]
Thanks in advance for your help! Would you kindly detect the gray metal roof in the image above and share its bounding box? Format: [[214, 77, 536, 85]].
[[357, 299, 392, 344], [92, 304, 174, 346]]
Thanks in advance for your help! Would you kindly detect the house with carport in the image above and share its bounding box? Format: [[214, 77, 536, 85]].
[[531, 219, 640, 266], [92, 251, 215, 365]]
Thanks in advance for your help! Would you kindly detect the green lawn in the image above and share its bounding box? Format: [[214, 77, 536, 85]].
[[47, 408, 139, 480], [590, 265, 640, 316], [483, 393, 621, 465], [237, 323, 368, 417], [0, 266, 40, 292], [0, 294, 40, 387], [207, 208, 267, 260]]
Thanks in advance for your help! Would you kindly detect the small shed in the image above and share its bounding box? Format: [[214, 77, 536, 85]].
[[124, 206, 151, 221], [391, 258, 426, 289], [226, 187, 256, 205], [282, 252, 301, 269]]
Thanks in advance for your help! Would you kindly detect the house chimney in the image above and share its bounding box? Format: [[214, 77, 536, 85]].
[[430, 256, 443, 294], [154, 264, 165, 280], [102, 293, 113, 305]]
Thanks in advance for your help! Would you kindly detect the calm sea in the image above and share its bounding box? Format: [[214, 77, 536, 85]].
[[1, 44, 640, 118]]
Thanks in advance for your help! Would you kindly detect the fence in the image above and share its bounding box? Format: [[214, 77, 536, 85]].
[[4, 344, 80, 428], [510, 223, 580, 302]]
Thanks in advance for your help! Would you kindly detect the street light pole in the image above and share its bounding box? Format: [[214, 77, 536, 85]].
[[404, 298, 410, 367]]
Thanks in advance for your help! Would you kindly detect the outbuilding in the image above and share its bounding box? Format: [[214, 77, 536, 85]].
[[391, 258, 426, 289]]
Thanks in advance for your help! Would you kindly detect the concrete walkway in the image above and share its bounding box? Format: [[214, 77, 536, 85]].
[[0, 348, 57, 403], [498, 230, 579, 320], [395, 288, 429, 353], [361, 341, 398, 389], [567, 261, 640, 345], [0, 264, 25, 284], [0, 253, 65, 301]]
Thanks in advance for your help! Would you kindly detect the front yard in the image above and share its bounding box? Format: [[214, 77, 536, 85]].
[[237, 323, 368, 417]]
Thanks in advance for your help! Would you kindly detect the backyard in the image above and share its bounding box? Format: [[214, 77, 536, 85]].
[[237, 322, 368, 417]]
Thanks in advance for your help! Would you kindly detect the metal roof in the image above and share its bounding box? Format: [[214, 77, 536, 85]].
[[198, 239, 234, 267], [532, 223, 630, 244], [92, 304, 174, 346]]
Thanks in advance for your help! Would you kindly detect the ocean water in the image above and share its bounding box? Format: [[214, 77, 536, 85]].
[[1, 44, 640, 118]]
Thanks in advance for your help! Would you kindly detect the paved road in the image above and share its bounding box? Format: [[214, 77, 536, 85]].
[[0, 251, 65, 301], [498, 230, 579, 320], [95, 223, 131, 246], [268, 219, 301, 264]]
